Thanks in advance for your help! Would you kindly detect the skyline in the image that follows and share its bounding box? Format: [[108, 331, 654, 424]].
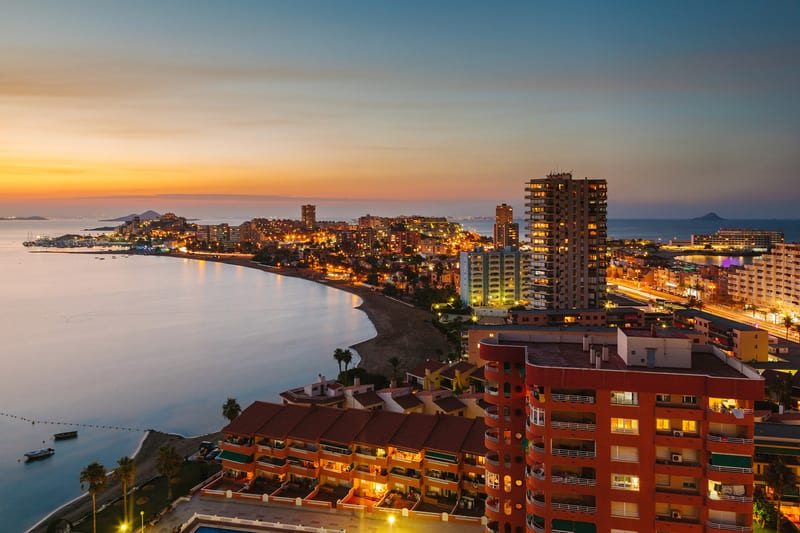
[[2, 1, 799, 220]]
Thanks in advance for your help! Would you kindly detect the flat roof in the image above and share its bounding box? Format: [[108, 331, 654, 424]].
[[508, 340, 754, 379], [676, 309, 761, 332]]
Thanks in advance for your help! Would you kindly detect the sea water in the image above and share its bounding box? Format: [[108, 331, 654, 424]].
[[0, 219, 376, 532]]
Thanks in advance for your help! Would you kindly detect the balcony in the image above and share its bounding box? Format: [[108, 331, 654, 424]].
[[551, 473, 596, 486], [708, 491, 752, 503], [552, 446, 595, 459], [551, 502, 596, 513], [485, 405, 499, 421], [487, 386, 499, 397], [706, 521, 752, 532], [486, 429, 499, 444], [707, 433, 753, 445], [527, 491, 545, 508], [551, 420, 596, 432], [551, 392, 595, 404]]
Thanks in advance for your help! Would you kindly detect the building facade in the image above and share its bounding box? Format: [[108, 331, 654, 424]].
[[460, 247, 533, 308], [728, 243, 800, 317], [691, 229, 784, 252], [525, 173, 608, 310], [301, 204, 316, 230], [495, 203, 520, 250], [480, 328, 763, 533]]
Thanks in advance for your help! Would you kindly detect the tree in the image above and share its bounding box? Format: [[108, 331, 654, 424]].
[[222, 397, 241, 422], [333, 348, 345, 375], [684, 295, 703, 310], [784, 316, 794, 340], [157, 445, 182, 501], [388, 356, 400, 382], [113, 456, 136, 525], [769, 373, 794, 411], [80, 461, 107, 533], [765, 457, 798, 533], [341, 349, 353, 385]]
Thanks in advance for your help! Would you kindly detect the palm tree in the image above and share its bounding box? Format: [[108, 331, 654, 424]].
[[333, 348, 345, 375], [784, 316, 794, 340], [222, 397, 242, 422], [388, 356, 400, 382], [157, 444, 182, 501], [113, 456, 136, 525], [769, 373, 794, 411], [341, 349, 353, 385], [80, 461, 108, 533], [765, 457, 798, 533]]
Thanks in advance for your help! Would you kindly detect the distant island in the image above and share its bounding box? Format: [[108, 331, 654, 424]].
[[100, 210, 161, 222], [0, 215, 48, 221], [691, 212, 725, 221], [83, 226, 119, 231]]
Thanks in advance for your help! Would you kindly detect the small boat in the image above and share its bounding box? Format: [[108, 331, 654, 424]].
[[24, 448, 55, 461], [54, 430, 78, 440]]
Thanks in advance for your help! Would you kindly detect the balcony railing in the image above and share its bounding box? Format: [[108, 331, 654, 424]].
[[552, 447, 595, 458], [551, 474, 596, 486], [551, 420, 596, 432], [708, 464, 752, 474], [551, 393, 595, 404], [706, 521, 752, 532], [485, 405, 499, 421], [530, 443, 545, 454], [707, 434, 754, 445], [486, 430, 499, 444], [487, 386, 499, 396], [709, 492, 753, 503], [551, 502, 596, 513], [707, 406, 753, 415]]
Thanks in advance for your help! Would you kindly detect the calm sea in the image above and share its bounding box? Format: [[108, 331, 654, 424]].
[[0, 219, 375, 532], [458, 218, 800, 242]]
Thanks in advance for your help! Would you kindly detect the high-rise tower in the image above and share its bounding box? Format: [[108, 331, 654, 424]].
[[525, 172, 607, 310], [301, 204, 316, 231], [494, 203, 519, 249]]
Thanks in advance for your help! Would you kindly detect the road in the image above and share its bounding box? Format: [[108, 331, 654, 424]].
[[611, 278, 796, 342]]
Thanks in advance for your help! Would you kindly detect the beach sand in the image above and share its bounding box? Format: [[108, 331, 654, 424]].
[[30, 251, 451, 531]]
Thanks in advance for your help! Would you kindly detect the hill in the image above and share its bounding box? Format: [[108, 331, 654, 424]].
[[691, 212, 725, 221], [100, 210, 161, 222]]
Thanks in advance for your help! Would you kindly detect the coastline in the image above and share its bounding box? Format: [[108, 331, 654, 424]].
[[163, 252, 452, 376], [29, 250, 450, 531], [27, 430, 223, 533]]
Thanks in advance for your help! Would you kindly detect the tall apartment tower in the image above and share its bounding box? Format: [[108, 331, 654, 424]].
[[525, 172, 608, 310], [481, 328, 762, 533], [301, 204, 316, 230], [494, 203, 519, 249]]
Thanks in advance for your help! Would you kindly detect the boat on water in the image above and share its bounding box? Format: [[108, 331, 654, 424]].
[[53, 430, 78, 440], [24, 448, 55, 461]]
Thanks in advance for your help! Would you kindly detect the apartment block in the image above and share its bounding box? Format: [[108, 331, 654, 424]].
[[525, 172, 607, 310], [460, 247, 533, 308], [217, 402, 488, 517], [674, 309, 770, 362], [495, 203, 520, 250], [691, 229, 784, 252], [480, 328, 763, 533], [728, 243, 800, 317]]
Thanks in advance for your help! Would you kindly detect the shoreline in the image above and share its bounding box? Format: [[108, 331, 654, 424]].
[[29, 250, 450, 531], [154, 251, 452, 376]]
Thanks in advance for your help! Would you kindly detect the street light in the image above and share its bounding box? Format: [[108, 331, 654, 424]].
[[140, 510, 145, 532]]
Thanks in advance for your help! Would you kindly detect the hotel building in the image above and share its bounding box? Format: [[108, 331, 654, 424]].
[[480, 327, 763, 533], [728, 243, 800, 317], [691, 229, 784, 252], [525, 173, 608, 310], [460, 247, 533, 308], [495, 203, 520, 250]]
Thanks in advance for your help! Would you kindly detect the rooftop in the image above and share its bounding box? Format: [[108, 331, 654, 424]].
[[433, 395, 467, 413], [676, 309, 761, 332]]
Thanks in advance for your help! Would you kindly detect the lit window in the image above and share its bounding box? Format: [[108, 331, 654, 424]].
[[656, 419, 670, 431], [681, 420, 697, 433], [611, 474, 640, 491], [610, 391, 638, 405], [611, 418, 639, 435]]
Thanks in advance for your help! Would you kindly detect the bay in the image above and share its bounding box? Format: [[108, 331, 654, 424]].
[[0, 219, 375, 532]]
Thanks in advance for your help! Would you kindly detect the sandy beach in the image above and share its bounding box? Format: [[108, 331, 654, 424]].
[[30, 251, 451, 531]]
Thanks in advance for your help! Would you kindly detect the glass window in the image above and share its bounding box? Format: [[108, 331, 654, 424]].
[[611, 391, 639, 405], [682, 395, 697, 405], [682, 420, 697, 433], [611, 418, 639, 435], [656, 419, 670, 431], [611, 474, 640, 491]]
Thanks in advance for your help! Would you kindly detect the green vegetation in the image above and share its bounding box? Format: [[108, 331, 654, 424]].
[[91, 461, 220, 533], [222, 397, 242, 422], [79, 461, 107, 533], [340, 367, 389, 390], [113, 456, 136, 525], [157, 445, 183, 501]]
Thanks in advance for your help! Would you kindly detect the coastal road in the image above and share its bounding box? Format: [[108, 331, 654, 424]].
[[611, 279, 796, 342]]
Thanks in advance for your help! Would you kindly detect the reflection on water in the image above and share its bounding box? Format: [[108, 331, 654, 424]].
[[675, 255, 754, 268], [0, 220, 376, 532]]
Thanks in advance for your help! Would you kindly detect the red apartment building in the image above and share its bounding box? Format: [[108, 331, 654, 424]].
[[481, 327, 763, 533]]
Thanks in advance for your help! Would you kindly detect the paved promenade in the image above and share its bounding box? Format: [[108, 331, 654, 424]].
[[151, 494, 484, 533]]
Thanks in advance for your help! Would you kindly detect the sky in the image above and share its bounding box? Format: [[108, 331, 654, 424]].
[[1, 1, 798, 220]]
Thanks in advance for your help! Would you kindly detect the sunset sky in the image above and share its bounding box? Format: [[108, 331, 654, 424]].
[[1, 1, 798, 220]]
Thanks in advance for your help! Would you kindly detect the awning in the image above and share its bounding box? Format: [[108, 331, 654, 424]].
[[552, 519, 596, 533], [756, 446, 800, 457], [219, 450, 252, 464], [425, 451, 457, 464], [711, 453, 751, 468]]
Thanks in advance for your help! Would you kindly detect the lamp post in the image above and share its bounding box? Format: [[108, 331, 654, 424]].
[[140, 510, 145, 532]]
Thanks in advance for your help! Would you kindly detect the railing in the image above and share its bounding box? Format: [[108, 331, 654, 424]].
[[527, 493, 545, 507], [707, 464, 752, 474], [707, 406, 754, 415], [552, 448, 595, 458], [485, 405, 499, 420], [486, 430, 499, 443], [610, 427, 638, 435], [707, 434, 754, 445], [551, 502, 596, 513], [530, 443, 545, 454], [551, 475, 596, 486], [487, 386, 499, 396], [551, 420, 596, 432], [709, 492, 753, 503], [706, 520, 752, 532], [486, 498, 500, 513], [551, 393, 595, 403]]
